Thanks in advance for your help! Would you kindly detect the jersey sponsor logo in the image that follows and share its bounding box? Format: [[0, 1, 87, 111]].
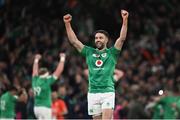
[[93, 68, 104, 70], [92, 54, 100, 58], [101, 53, 107, 58], [95, 60, 103, 67]]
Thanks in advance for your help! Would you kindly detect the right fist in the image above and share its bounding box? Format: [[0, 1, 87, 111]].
[[63, 14, 72, 23], [35, 54, 42, 60]]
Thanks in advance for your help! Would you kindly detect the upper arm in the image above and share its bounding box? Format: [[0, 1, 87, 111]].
[[32, 72, 38, 77], [32, 62, 39, 77], [32, 67, 38, 76], [72, 39, 84, 52], [65, 23, 84, 52], [114, 37, 125, 50]]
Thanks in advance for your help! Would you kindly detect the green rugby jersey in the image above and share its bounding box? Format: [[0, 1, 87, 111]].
[[32, 75, 56, 108], [0, 92, 17, 118], [176, 97, 180, 118], [81, 45, 120, 93], [153, 96, 179, 119]]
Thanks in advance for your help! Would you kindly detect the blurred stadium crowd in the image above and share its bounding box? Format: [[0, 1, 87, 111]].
[[0, 0, 180, 119]]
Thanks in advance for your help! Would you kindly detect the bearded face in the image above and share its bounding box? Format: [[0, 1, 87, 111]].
[[95, 33, 108, 50], [95, 41, 104, 50]]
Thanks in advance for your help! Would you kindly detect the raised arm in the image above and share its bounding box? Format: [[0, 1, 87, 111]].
[[32, 54, 42, 77], [63, 14, 84, 52], [114, 10, 129, 50], [53, 53, 66, 79]]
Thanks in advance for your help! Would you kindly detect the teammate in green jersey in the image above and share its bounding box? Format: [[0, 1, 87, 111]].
[[0, 86, 27, 119], [63, 10, 128, 119], [32, 53, 66, 119]]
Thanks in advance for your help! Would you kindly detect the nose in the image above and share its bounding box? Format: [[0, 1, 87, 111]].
[[96, 38, 101, 42]]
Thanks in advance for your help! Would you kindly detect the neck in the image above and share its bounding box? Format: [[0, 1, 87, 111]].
[[97, 46, 106, 51]]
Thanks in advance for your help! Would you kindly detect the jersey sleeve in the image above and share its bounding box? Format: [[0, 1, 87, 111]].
[[47, 75, 57, 85], [80, 45, 93, 57], [110, 46, 121, 62]]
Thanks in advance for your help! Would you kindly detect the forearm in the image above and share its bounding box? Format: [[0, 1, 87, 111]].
[[32, 59, 39, 76], [53, 57, 65, 78], [119, 19, 128, 41], [114, 21, 127, 49], [65, 23, 84, 52], [114, 19, 128, 49], [65, 23, 79, 45]]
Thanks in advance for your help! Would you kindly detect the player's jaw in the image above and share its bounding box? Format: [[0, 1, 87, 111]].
[[95, 41, 105, 50]]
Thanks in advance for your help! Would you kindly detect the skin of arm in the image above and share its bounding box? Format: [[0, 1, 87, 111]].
[[53, 53, 66, 79], [63, 14, 84, 52], [32, 54, 42, 77], [114, 10, 129, 50]]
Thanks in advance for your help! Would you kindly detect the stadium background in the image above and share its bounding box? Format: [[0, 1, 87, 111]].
[[0, 0, 180, 119]]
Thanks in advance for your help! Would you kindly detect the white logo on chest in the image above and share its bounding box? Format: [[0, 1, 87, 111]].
[[95, 60, 103, 67], [101, 53, 107, 57], [92, 54, 100, 57]]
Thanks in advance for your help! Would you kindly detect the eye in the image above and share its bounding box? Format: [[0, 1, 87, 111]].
[[99, 37, 103, 39]]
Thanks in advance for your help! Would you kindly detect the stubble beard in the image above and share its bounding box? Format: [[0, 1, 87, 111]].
[[95, 41, 105, 50]]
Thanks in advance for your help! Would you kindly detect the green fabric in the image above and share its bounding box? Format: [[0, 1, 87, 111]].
[[153, 96, 179, 119], [0, 92, 17, 118], [80, 45, 120, 93], [152, 104, 163, 119], [32, 75, 56, 108]]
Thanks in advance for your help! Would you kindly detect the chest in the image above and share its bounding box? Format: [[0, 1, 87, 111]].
[[87, 51, 114, 67], [33, 80, 48, 91]]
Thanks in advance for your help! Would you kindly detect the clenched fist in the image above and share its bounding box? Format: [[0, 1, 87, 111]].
[[35, 54, 42, 60], [121, 10, 129, 20], [63, 14, 72, 23]]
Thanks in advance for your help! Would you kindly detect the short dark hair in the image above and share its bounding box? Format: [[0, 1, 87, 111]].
[[94, 30, 110, 39], [39, 67, 49, 75]]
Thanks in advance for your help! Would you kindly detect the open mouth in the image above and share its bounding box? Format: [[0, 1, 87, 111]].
[[96, 41, 101, 44], [95, 41, 104, 50]]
